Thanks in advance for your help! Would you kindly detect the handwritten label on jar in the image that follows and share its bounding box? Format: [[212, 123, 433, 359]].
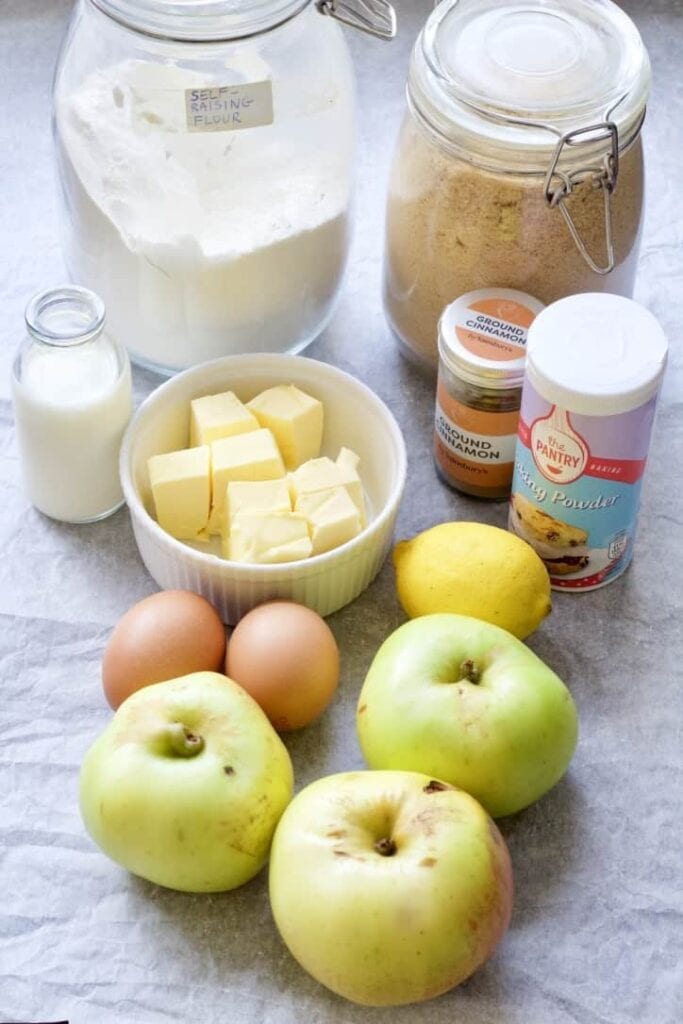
[[185, 82, 274, 134]]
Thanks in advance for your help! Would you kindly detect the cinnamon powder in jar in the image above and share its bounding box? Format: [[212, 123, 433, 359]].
[[434, 288, 544, 500]]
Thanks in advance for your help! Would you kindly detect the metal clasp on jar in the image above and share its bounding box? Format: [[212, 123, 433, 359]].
[[543, 119, 620, 276], [316, 0, 396, 40]]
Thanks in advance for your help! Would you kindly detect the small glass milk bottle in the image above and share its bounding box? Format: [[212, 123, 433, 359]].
[[12, 285, 132, 523]]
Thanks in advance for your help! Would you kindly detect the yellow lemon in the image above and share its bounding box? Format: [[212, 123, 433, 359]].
[[393, 521, 551, 639]]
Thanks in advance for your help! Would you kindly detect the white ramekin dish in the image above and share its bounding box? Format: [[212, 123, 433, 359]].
[[120, 354, 407, 623]]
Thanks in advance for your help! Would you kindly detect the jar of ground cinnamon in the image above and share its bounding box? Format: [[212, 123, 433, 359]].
[[384, 0, 651, 370], [434, 288, 543, 499]]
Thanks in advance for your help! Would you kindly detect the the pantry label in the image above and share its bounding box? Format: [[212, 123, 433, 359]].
[[509, 385, 659, 591], [185, 82, 274, 133]]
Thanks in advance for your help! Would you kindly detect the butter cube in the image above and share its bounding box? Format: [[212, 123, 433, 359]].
[[208, 428, 285, 533], [336, 447, 360, 473], [226, 512, 313, 564], [287, 457, 341, 501], [221, 480, 291, 553], [247, 384, 323, 469], [336, 447, 367, 527], [190, 390, 259, 447], [226, 479, 292, 521], [147, 446, 210, 540], [288, 449, 366, 526], [296, 486, 362, 555]]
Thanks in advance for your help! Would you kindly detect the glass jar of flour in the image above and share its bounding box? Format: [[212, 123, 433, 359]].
[[54, 0, 395, 374], [383, 0, 651, 371]]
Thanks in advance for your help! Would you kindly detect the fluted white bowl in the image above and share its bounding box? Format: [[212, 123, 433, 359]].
[[120, 354, 407, 624]]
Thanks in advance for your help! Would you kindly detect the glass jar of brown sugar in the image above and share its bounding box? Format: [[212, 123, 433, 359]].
[[434, 288, 544, 499], [384, 0, 650, 371]]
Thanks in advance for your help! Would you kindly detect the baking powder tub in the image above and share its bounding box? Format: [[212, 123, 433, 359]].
[[509, 293, 668, 591]]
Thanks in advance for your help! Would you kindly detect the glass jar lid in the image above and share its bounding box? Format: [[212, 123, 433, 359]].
[[89, 0, 396, 42], [410, 0, 650, 170], [89, 0, 312, 41], [438, 288, 544, 390]]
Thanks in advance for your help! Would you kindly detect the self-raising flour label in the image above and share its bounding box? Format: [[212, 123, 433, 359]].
[[509, 378, 659, 591], [185, 82, 274, 133]]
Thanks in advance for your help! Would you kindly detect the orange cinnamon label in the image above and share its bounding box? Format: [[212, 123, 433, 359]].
[[434, 383, 520, 492], [454, 297, 534, 362]]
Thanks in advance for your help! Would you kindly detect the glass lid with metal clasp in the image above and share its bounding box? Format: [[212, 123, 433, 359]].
[[85, 0, 396, 42]]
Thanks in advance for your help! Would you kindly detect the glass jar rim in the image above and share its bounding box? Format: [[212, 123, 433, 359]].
[[440, 359, 526, 392], [409, 0, 651, 173], [88, 0, 312, 42], [25, 286, 106, 348], [438, 329, 526, 391]]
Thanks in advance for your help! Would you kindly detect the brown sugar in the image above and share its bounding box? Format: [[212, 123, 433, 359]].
[[383, 115, 645, 369]]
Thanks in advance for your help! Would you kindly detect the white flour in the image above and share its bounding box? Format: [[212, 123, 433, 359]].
[[56, 59, 353, 372]]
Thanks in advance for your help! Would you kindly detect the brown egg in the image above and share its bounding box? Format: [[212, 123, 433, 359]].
[[226, 602, 339, 732], [102, 590, 226, 709]]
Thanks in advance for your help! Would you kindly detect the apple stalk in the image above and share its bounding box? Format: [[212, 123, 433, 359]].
[[166, 722, 205, 758], [459, 659, 480, 684], [374, 837, 397, 856]]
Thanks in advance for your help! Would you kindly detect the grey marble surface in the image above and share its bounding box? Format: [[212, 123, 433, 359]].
[[1, 1, 681, 1022]]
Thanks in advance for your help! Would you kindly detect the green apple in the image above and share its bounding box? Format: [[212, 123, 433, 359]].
[[357, 614, 578, 818], [269, 770, 513, 1007], [80, 671, 294, 892]]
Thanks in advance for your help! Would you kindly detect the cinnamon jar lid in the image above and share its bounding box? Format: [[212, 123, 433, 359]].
[[438, 288, 544, 390]]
